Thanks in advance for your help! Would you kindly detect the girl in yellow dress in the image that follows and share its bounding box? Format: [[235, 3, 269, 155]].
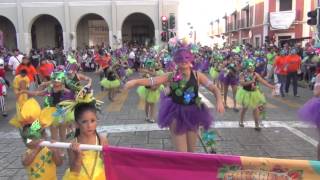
[[10, 98, 63, 180], [63, 102, 108, 180]]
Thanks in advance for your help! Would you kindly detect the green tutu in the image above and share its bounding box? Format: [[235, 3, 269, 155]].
[[236, 88, 266, 108], [126, 68, 133, 76], [209, 67, 219, 80], [137, 85, 164, 103], [100, 78, 121, 89]]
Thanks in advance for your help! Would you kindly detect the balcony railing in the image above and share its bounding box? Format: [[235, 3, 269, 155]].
[[240, 19, 250, 29]]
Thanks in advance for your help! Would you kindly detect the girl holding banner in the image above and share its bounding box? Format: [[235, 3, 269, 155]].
[[63, 102, 108, 180], [125, 47, 224, 152]]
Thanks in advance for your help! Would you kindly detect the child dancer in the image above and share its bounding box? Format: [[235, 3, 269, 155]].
[[100, 67, 121, 101], [11, 98, 63, 180], [125, 48, 224, 152], [23, 72, 73, 142], [236, 60, 274, 130], [298, 73, 320, 160], [63, 102, 108, 180]]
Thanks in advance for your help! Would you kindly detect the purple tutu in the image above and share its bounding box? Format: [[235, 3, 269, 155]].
[[128, 58, 134, 68], [222, 75, 239, 86], [218, 71, 225, 82], [298, 97, 320, 126], [158, 93, 214, 134], [117, 66, 126, 77]]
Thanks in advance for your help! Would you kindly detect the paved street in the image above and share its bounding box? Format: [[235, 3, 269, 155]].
[[0, 71, 318, 179]]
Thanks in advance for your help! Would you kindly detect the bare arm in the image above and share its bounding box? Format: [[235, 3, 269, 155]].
[[77, 73, 92, 87], [21, 148, 41, 166], [23, 89, 47, 97], [124, 73, 170, 90], [197, 72, 224, 114], [314, 75, 320, 97], [255, 72, 274, 89]]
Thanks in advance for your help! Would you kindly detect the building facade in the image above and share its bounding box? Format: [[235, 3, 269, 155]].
[[0, 0, 179, 53], [220, 0, 315, 47]]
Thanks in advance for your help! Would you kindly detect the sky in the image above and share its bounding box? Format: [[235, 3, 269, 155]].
[[178, 0, 234, 45]]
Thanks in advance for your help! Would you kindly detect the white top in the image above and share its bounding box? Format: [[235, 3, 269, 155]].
[[8, 54, 23, 72], [129, 51, 135, 59]]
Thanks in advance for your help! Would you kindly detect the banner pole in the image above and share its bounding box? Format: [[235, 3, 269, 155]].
[[39, 141, 103, 151]]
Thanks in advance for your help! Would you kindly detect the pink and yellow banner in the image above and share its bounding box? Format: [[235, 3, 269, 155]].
[[103, 146, 320, 180]]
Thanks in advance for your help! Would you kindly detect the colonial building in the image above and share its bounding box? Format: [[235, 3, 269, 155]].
[[219, 0, 315, 47], [0, 0, 179, 53]]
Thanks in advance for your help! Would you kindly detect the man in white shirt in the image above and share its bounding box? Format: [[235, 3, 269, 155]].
[[8, 49, 23, 75]]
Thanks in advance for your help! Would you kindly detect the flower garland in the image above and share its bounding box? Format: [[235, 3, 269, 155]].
[[168, 71, 202, 106]]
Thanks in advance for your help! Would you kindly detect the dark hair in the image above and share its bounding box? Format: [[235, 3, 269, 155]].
[[74, 102, 97, 138], [22, 57, 31, 66], [20, 69, 27, 75]]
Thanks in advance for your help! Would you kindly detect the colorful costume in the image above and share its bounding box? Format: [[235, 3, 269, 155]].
[[158, 71, 214, 134], [63, 136, 106, 180], [9, 98, 57, 180], [298, 75, 320, 126], [100, 71, 120, 89], [209, 67, 219, 80], [26, 147, 58, 180], [236, 72, 266, 108], [137, 85, 164, 103]]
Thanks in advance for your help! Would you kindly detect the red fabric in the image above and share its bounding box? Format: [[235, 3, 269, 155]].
[[286, 55, 301, 72], [38, 63, 54, 78], [103, 146, 241, 180], [16, 64, 37, 82], [0, 83, 3, 96], [95, 55, 111, 69], [0, 69, 5, 78], [274, 56, 288, 75]]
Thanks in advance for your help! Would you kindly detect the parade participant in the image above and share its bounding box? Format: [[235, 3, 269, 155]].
[[13, 69, 30, 108], [254, 50, 267, 77], [16, 56, 38, 90], [274, 49, 288, 97], [266, 47, 277, 82], [298, 73, 320, 160], [65, 63, 92, 93], [0, 75, 7, 116], [10, 98, 63, 180], [285, 48, 301, 97], [125, 47, 224, 152], [222, 62, 239, 111], [8, 49, 23, 75], [95, 50, 111, 91], [100, 67, 121, 101], [38, 58, 55, 82], [137, 59, 164, 123], [22, 72, 73, 142], [236, 60, 274, 131], [63, 102, 108, 180], [0, 57, 10, 87]]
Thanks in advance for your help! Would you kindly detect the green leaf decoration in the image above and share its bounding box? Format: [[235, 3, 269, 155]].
[[35, 173, 40, 178], [35, 163, 40, 168], [171, 82, 179, 90], [168, 72, 173, 80], [40, 155, 45, 161], [175, 89, 183, 96], [47, 160, 52, 164], [179, 80, 187, 89], [40, 168, 45, 173], [47, 151, 52, 157], [195, 97, 202, 107]]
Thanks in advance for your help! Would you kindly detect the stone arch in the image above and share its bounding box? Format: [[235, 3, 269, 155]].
[[121, 12, 155, 46], [29, 14, 64, 49], [75, 13, 110, 49], [0, 15, 17, 50]]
